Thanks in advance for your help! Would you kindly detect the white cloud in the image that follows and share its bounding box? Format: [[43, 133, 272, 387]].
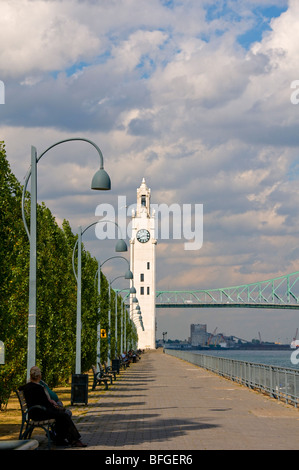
[[111, 29, 168, 74], [1, 0, 299, 341], [0, 0, 100, 79]]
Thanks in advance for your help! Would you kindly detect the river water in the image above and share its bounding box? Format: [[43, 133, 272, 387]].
[[192, 348, 299, 370]]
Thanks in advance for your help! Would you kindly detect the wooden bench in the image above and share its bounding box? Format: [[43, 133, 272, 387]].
[[102, 362, 117, 380], [118, 355, 130, 369], [97, 363, 114, 383], [15, 389, 55, 449], [91, 365, 110, 390]]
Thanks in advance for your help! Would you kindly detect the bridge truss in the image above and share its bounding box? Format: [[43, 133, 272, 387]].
[[155, 271, 299, 309]]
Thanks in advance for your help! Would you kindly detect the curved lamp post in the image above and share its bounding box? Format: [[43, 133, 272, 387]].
[[113, 288, 137, 354], [131, 308, 144, 330], [72, 221, 127, 374], [118, 286, 137, 353], [114, 287, 133, 355], [119, 293, 139, 352], [130, 307, 144, 350], [128, 317, 139, 350], [127, 296, 140, 350], [110, 279, 136, 359], [21, 138, 111, 379], [98, 256, 133, 366]]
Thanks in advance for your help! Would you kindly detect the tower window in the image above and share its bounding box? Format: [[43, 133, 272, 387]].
[[147, 262, 150, 270], [140, 273, 144, 282], [140, 287, 144, 295], [141, 196, 146, 206], [147, 286, 150, 295]]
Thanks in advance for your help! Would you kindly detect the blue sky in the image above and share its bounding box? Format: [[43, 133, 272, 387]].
[[237, 5, 288, 48], [55, 3, 290, 79], [1, 0, 299, 343]]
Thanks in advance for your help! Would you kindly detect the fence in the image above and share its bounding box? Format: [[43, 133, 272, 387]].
[[165, 349, 299, 407]]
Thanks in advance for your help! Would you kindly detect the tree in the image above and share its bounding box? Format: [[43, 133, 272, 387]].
[[35, 205, 77, 386], [0, 142, 29, 407], [0, 142, 131, 408]]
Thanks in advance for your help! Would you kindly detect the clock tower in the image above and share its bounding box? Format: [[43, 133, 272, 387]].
[[130, 178, 156, 349]]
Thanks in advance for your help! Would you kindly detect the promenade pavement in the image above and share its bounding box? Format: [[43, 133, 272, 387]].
[[40, 349, 299, 451]]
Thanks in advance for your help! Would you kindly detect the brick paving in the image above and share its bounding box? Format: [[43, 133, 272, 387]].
[[37, 349, 299, 451]]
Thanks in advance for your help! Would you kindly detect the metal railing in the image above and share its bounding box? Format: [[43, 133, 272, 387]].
[[165, 349, 299, 407]]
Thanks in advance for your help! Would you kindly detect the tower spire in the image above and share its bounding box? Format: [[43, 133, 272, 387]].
[[136, 178, 151, 217]]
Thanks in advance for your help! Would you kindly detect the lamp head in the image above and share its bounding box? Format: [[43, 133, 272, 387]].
[[91, 168, 111, 190], [124, 269, 133, 279], [115, 239, 128, 252]]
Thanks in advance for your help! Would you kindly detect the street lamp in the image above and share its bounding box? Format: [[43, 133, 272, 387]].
[[98, 256, 133, 366], [129, 315, 142, 350], [127, 295, 143, 348], [110, 280, 136, 359], [131, 308, 144, 330], [72, 221, 127, 374], [114, 288, 136, 355], [21, 138, 111, 379], [114, 287, 133, 355]]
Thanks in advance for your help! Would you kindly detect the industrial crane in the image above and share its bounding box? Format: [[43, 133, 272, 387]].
[[291, 328, 299, 348], [207, 327, 217, 346], [291, 328, 299, 349]]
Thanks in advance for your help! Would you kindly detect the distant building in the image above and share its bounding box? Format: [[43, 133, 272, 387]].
[[190, 324, 209, 347]]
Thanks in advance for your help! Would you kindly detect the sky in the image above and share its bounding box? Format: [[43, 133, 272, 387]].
[[1, 0, 299, 343]]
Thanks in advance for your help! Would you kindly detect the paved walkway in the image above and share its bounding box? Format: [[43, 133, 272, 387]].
[[41, 349, 299, 451]]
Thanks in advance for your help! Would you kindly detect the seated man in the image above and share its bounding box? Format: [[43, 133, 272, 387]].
[[19, 366, 86, 447]]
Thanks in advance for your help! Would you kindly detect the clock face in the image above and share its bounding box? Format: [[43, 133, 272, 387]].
[[136, 229, 150, 243]]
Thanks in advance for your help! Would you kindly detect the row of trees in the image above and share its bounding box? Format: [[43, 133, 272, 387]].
[[0, 141, 137, 409]]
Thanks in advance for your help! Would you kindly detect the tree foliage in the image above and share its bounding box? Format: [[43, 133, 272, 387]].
[[0, 141, 29, 407], [0, 142, 135, 409]]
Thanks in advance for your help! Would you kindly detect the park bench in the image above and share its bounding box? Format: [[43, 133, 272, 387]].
[[15, 389, 55, 449], [97, 363, 114, 382], [91, 365, 110, 390], [102, 362, 117, 380], [118, 355, 130, 369], [128, 349, 142, 363]]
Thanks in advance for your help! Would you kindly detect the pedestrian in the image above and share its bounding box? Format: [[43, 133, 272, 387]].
[[19, 366, 87, 447]]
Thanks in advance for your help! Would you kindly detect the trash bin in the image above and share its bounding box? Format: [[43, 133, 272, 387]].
[[71, 374, 88, 405], [112, 359, 120, 374]]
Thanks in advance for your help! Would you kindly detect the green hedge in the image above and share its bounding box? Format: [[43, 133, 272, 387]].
[[0, 142, 135, 409]]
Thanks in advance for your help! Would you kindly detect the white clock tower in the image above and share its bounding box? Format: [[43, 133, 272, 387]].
[[130, 178, 156, 349]]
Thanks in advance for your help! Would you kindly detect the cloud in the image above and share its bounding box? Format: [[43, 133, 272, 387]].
[[1, 0, 299, 341], [0, 0, 101, 79]]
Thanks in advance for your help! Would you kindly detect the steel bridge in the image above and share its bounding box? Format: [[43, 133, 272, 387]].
[[155, 271, 299, 310]]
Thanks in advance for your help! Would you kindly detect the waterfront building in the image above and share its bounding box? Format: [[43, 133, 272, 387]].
[[130, 178, 157, 349], [190, 324, 210, 347]]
